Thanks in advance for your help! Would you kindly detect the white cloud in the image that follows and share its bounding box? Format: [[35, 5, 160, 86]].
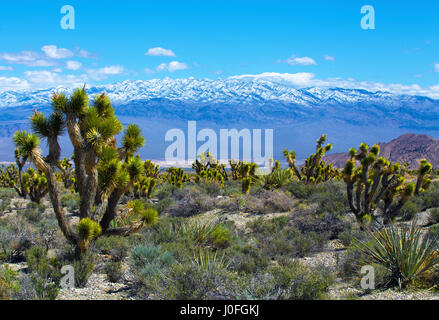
[[0, 50, 57, 67], [41, 45, 74, 59], [147, 61, 189, 73], [24, 70, 88, 88], [434, 63, 439, 72], [229, 72, 439, 99], [86, 65, 125, 80], [145, 47, 176, 57], [0, 76, 29, 90], [282, 55, 317, 66], [75, 48, 97, 59], [66, 60, 82, 70], [0, 66, 13, 71], [323, 54, 336, 61]]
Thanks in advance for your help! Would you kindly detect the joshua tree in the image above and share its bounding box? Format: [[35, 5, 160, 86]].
[[284, 134, 338, 184], [164, 167, 189, 188], [342, 143, 432, 225], [13, 87, 158, 255], [57, 156, 76, 191]]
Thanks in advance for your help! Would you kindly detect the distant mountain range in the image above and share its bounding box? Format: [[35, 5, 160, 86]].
[[0, 78, 439, 162], [324, 133, 439, 169], [1, 78, 439, 128]]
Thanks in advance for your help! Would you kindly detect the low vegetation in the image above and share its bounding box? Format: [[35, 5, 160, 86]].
[[1, 87, 438, 300]]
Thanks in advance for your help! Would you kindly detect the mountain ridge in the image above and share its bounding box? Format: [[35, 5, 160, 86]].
[[324, 133, 439, 169]]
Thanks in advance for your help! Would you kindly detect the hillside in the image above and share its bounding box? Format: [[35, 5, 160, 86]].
[[324, 133, 439, 168]]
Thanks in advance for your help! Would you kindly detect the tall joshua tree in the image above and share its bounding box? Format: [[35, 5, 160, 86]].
[[342, 143, 432, 225], [13, 87, 157, 254]]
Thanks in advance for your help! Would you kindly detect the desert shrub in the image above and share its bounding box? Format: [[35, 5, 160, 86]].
[[93, 235, 130, 261], [154, 182, 178, 200], [210, 225, 233, 249], [226, 243, 270, 274], [411, 181, 439, 210], [0, 264, 19, 300], [13, 273, 37, 300], [289, 207, 349, 240], [429, 208, 439, 225], [0, 218, 34, 262], [310, 182, 347, 215], [400, 201, 419, 221], [247, 216, 327, 258], [337, 224, 366, 247], [245, 190, 295, 214], [166, 185, 216, 217], [104, 261, 123, 283], [22, 206, 45, 224], [222, 180, 242, 196], [60, 192, 80, 213], [154, 197, 174, 214], [130, 244, 176, 279], [354, 222, 439, 288], [25, 246, 61, 300], [73, 252, 95, 288], [146, 260, 241, 300], [286, 181, 316, 199], [241, 262, 334, 300]]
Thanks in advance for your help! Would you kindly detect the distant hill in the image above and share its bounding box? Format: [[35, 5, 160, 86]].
[[324, 133, 439, 169]]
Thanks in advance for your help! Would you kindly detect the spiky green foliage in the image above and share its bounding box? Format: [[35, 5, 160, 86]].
[[283, 134, 339, 184], [229, 159, 259, 194], [342, 143, 432, 225], [56, 157, 76, 191], [193, 152, 227, 187], [143, 160, 160, 179], [164, 167, 189, 189], [132, 159, 159, 199], [14, 87, 156, 255], [0, 164, 19, 189], [354, 221, 439, 288], [21, 168, 48, 204], [77, 218, 102, 252], [263, 164, 293, 190]]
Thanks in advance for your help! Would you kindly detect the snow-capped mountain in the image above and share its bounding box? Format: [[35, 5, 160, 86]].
[[0, 78, 437, 109], [0, 77, 438, 162], [1, 78, 438, 129]]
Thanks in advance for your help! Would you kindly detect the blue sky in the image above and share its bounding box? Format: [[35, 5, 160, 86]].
[[0, 0, 438, 96]]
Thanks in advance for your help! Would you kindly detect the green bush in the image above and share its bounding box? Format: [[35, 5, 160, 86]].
[[400, 201, 419, 221], [130, 244, 175, 279], [104, 261, 123, 283], [210, 225, 232, 249], [73, 252, 95, 288], [429, 208, 439, 225], [60, 192, 80, 212], [25, 246, 60, 300], [0, 264, 19, 299], [93, 235, 130, 261], [241, 262, 334, 300]]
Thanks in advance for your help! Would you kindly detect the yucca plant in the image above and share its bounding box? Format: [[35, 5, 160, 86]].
[[193, 247, 230, 271], [353, 221, 439, 289]]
